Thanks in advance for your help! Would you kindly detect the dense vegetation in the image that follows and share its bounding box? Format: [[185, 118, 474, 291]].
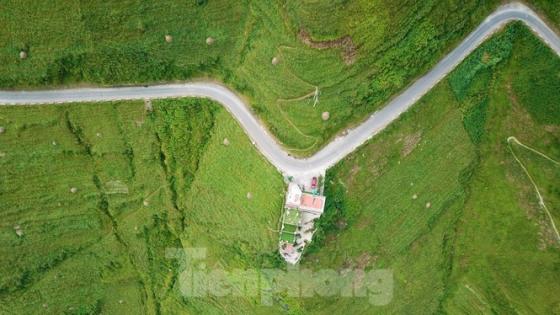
[[1, 0, 557, 155], [305, 23, 560, 314]]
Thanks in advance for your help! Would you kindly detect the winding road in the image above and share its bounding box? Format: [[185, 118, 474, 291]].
[[1, 3, 559, 176]]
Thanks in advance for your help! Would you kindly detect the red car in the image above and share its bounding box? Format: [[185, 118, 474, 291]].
[[311, 177, 318, 189]]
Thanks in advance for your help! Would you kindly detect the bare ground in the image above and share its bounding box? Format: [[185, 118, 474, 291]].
[[401, 131, 423, 157], [298, 29, 357, 65]]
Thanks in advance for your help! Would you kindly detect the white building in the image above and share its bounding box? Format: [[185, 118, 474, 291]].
[[285, 182, 303, 208], [284, 182, 325, 214]]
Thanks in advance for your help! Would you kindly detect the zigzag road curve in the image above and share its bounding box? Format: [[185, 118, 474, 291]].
[[1, 3, 559, 177]]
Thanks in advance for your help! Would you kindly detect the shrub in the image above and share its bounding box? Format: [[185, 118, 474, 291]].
[[463, 97, 489, 145], [449, 24, 516, 100]]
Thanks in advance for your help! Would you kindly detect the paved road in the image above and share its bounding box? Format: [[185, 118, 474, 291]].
[[1, 3, 559, 176]]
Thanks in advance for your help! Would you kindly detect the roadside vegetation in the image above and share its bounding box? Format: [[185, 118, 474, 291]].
[[303, 23, 560, 314], [1, 0, 557, 155]]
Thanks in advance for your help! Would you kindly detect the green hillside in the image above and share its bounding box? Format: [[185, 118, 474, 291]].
[[0, 3, 559, 315], [304, 23, 560, 314], [0, 99, 287, 314], [1, 0, 556, 154]]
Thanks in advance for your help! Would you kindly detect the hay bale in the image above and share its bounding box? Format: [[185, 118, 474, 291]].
[[206, 37, 215, 45], [70, 187, 78, 193], [0, 126, 5, 134], [246, 192, 253, 200], [223, 138, 230, 146], [165, 34, 173, 43], [19, 51, 27, 59], [271, 57, 279, 65], [425, 202, 431, 208], [143, 200, 149, 206], [321, 112, 330, 121], [144, 99, 153, 112], [412, 194, 418, 200], [14, 225, 24, 237]]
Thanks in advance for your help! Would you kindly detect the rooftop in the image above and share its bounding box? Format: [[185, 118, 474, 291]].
[[285, 182, 302, 208], [299, 193, 325, 214]]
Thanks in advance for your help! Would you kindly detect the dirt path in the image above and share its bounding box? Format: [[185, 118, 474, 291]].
[[507, 136, 560, 243]]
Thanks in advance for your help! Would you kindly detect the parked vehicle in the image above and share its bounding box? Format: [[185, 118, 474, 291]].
[[311, 177, 317, 189]]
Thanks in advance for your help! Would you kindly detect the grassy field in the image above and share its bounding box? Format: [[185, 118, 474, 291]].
[[509, 139, 560, 235], [1, 3, 560, 315], [0, 98, 288, 314], [2, 0, 558, 155], [301, 23, 560, 314]]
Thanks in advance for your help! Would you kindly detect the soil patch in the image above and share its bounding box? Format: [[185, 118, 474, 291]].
[[298, 29, 357, 65], [401, 131, 422, 157], [355, 252, 376, 269]]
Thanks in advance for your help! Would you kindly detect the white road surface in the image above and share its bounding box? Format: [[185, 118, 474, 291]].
[[1, 3, 559, 177]]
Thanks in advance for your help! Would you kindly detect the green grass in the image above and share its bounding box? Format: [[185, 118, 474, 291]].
[[178, 108, 285, 267], [281, 232, 296, 243], [302, 74, 477, 314], [302, 23, 560, 314], [284, 207, 301, 225], [0, 98, 287, 314], [1, 4, 560, 315], [283, 224, 297, 234], [440, 26, 560, 314], [509, 140, 560, 233], [3, 0, 558, 155]]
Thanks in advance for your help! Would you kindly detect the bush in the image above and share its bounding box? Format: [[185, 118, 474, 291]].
[[303, 172, 347, 255], [463, 98, 489, 145], [448, 24, 516, 100]]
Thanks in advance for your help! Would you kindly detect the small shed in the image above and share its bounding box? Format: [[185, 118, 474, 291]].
[[285, 182, 302, 208]]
